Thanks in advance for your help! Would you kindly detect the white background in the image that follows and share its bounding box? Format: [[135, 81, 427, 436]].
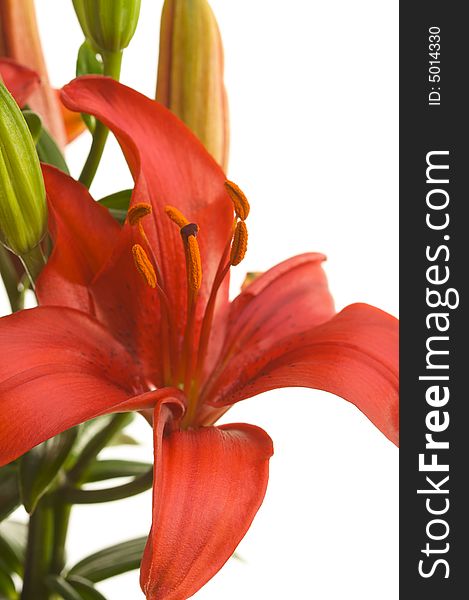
[[1, 0, 398, 598]]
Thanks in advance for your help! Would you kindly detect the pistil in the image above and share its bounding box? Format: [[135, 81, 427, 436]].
[[165, 207, 202, 411]]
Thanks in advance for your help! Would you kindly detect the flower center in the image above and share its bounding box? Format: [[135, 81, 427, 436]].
[[128, 180, 250, 427]]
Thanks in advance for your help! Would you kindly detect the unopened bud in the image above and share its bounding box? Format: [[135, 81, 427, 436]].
[[72, 0, 141, 54], [0, 83, 46, 256], [156, 0, 229, 170]]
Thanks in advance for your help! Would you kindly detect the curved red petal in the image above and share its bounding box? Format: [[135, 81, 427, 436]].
[[140, 420, 273, 600], [0, 57, 39, 107], [207, 303, 399, 446], [0, 306, 142, 466], [61, 76, 233, 358], [200, 253, 335, 393]]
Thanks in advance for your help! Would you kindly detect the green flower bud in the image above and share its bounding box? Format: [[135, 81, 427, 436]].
[[156, 0, 229, 170], [72, 0, 141, 54], [0, 82, 46, 257]]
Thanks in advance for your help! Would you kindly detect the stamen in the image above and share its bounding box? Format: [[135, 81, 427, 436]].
[[132, 244, 157, 288], [128, 203, 152, 225], [186, 235, 202, 293], [225, 180, 250, 220], [230, 221, 248, 266], [165, 205, 190, 228]]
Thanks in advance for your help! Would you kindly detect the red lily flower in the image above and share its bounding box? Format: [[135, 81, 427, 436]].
[[0, 77, 398, 600]]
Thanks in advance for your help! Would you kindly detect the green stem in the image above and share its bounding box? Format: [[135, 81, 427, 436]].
[[67, 414, 131, 485], [19, 245, 46, 290], [79, 50, 123, 188], [21, 501, 54, 600], [63, 469, 153, 504], [50, 497, 71, 575]]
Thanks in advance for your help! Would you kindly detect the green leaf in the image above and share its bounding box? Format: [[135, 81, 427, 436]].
[[72, 417, 113, 459], [22, 109, 43, 144], [64, 468, 152, 504], [20, 428, 78, 513], [97, 189, 132, 224], [0, 565, 16, 600], [83, 459, 151, 483], [36, 127, 70, 174], [67, 576, 108, 600], [76, 41, 103, 133], [67, 537, 147, 582], [0, 464, 20, 522], [70, 414, 134, 466], [46, 575, 83, 600], [0, 521, 27, 576]]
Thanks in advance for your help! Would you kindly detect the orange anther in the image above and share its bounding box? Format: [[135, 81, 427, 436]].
[[230, 221, 248, 266], [225, 180, 250, 221], [128, 203, 152, 225], [132, 244, 157, 288], [165, 205, 190, 228]]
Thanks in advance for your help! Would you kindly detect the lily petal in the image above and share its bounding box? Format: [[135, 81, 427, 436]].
[[141, 417, 273, 600], [223, 253, 334, 359], [36, 165, 121, 313], [0, 306, 142, 466], [0, 57, 39, 107], [206, 303, 399, 445], [61, 77, 233, 357], [200, 253, 335, 390], [90, 227, 165, 386], [37, 165, 164, 385]]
